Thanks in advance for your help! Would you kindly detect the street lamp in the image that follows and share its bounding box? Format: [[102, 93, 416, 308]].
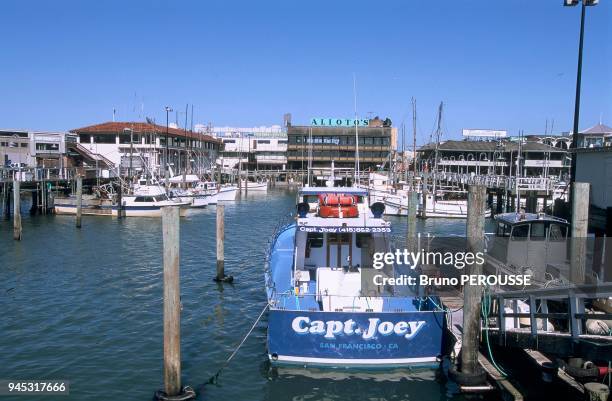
[[565, 0, 598, 185]]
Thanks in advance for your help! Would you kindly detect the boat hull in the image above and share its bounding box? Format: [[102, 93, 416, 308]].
[[267, 309, 444, 367], [241, 182, 268, 192]]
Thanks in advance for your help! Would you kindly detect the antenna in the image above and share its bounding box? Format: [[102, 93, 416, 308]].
[[353, 73, 360, 186]]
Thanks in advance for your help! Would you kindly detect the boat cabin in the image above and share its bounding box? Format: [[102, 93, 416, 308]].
[[487, 212, 570, 283]]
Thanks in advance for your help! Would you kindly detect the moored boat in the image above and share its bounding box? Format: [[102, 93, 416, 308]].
[[265, 186, 445, 367]]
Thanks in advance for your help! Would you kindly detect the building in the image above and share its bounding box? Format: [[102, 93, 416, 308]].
[[71, 121, 221, 177], [286, 117, 396, 170], [417, 139, 569, 179], [576, 123, 612, 148], [205, 126, 287, 171], [0, 129, 32, 167]]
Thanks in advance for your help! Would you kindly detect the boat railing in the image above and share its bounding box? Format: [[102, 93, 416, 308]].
[[269, 291, 439, 312]]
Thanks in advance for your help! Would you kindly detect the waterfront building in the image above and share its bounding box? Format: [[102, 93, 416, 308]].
[[576, 122, 612, 148], [417, 139, 569, 179], [286, 117, 397, 170], [0, 129, 32, 167], [203, 125, 287, 171], [71, 121, 220, 177]]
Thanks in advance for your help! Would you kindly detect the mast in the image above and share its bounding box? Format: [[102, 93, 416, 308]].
[[353, 74, 360, 187], [432, 102, 443, 210], [411, 97, 417, 188], [307, 127, 313, 186]]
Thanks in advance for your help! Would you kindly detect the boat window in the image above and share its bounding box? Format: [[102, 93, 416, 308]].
[[306, 232, 323, 248], [496, 222, 511, 237], [328, 233, 350, 244], [510, 224, 529, 240], [303, 195, 319, 203], [530, 222, 546, 241], [134, 196, 145, 202], [549, 223, 567, 241], [154, 195, 166, 202], [356, 233, 371, 248]]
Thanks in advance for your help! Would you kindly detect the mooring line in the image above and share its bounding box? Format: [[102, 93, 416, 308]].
[[206, 303, 269, 385]]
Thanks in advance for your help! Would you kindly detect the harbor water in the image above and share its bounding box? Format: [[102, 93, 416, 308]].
[[1, 189, 489, 401]]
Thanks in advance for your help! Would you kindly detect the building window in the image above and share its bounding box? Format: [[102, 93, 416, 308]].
[[93, 134, 116, 144], [257, 140, 270, 144]]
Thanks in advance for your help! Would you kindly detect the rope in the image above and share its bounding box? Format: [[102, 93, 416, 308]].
[[206, 303, 269, 385], [482, 288, 509, 376]]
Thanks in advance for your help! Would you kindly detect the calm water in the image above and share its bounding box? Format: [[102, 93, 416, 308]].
[[1, 189, 485, 401]]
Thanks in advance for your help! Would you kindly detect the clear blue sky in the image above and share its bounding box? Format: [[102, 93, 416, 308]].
[[1, 0, 610, 148]]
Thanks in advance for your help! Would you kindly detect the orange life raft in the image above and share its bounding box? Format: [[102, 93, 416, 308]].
[[318, 194, 359, 218]]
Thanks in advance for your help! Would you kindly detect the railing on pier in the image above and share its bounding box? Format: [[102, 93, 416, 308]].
[[415, 172, 558, 192], [485, 284, 612, 360]]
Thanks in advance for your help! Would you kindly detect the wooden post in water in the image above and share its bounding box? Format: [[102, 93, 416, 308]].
[[216, 204, 225, 280], [570, 182, 590, 285], [460, 184, 486, 375], [162, 206, 181, 397], [4, 183, 11, 220], [420, 190, 427, 218], [76, 175, 83, 228], [406, 191, 417, 252], [117, 180, 123, 219], [13, 178, 21, 240]]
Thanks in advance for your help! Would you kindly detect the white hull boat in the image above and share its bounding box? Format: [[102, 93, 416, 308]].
[[241, 181, 268, 192]]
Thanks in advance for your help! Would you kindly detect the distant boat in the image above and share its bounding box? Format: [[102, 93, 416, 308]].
[[241, 179, 268, 192]]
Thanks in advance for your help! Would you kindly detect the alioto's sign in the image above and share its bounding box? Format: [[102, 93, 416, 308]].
[[311, 118, 370, 127]]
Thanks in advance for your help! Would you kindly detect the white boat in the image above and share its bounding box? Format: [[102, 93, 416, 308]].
[[118, 193, 190, 217], [195, 181, 238, 203], [168, 175, 211, 208], [240, 180, 268, 192], [383, 192, 490, 219]]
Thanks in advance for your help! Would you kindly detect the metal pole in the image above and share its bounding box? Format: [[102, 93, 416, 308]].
[[569, 2, 586, 188]]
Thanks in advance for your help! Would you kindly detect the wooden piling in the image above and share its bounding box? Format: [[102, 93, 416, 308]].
[[161, 206, 182, 397], [216, 204, 225, 280], [460, 184, 487, 375], [13, 179, 21, 240], [570, 182, 590, 285], [76, 175, 83, 228], [420, 190, 427, 218], [117, 181, 123, 219], [4, 183, 11, 220], [406, 191, 417, 252]]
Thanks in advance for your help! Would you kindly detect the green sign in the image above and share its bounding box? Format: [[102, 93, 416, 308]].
[[310, 118, 369, 127]]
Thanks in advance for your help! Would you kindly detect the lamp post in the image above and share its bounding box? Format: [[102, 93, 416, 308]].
[[165, 106, 173, 192], [565, 0, 598, 224], [565, 0, 598, 185]]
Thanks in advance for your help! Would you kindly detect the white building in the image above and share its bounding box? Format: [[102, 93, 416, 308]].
[[200, 125, 287, 171]]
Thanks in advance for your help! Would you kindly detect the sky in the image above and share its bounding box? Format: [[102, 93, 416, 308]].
[[0, 0, 610, 148]]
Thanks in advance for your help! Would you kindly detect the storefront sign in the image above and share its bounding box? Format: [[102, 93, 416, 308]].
[[311, 118, 370, 127]]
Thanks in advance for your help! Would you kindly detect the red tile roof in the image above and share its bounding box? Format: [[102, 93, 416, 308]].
[[70, 121, 220, 143]]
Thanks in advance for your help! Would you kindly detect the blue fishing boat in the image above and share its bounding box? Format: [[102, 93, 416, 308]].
[[265, 185, 446, 367]]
